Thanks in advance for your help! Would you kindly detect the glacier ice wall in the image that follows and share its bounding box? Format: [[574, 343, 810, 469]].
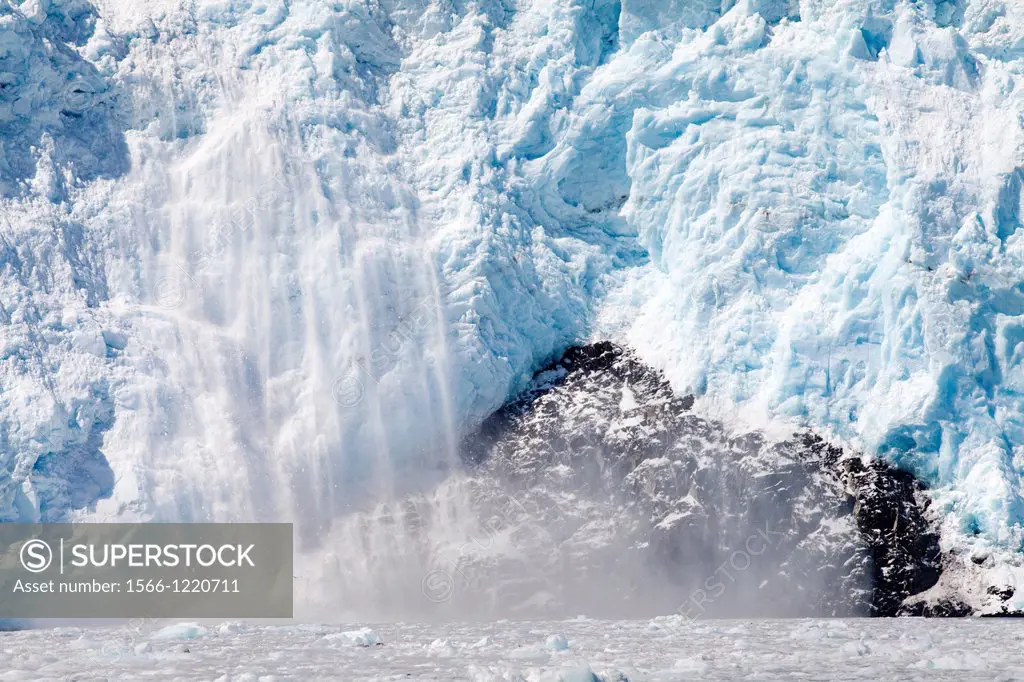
[[1, 0, 1023, 598], [1, 0, 635, 536], [599, 0, 1024, 555]]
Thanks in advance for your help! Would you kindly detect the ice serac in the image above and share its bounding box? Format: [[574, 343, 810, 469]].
[[0, 0, 125, 522], [0, 0, 1023, 615], [1, 0, 630, 530]]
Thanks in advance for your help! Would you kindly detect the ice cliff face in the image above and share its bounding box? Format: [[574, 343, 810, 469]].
[[610, 0, 1024, 564], [1, 0, 1023, 615]]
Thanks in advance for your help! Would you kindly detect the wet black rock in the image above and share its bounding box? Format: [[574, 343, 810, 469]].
[[463, 342, 949, 617], [901, 598, 973, 617]]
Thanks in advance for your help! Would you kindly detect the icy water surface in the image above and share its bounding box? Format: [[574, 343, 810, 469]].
[[10, 618, 1024, 680]]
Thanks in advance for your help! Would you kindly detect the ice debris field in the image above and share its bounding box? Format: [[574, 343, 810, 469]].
[[7, 618, 1024, 681]]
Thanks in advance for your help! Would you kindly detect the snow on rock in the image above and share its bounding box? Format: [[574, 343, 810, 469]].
[[462, 343, 963, 616]]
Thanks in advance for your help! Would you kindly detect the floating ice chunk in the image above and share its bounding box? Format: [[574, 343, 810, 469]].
[[673, 656, 710, 673], [427, 638, 457, 656], [838, 640, 870, 656], [909, 652, 987, 670], [150, 623, 207, 641], [545, 634, 569, 651], [557, 666, 599, 682], [217, 622, 245, 635], [323, 628, 380, 647]]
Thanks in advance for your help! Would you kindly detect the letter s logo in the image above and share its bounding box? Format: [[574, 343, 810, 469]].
[[20, 540, 53, 573]]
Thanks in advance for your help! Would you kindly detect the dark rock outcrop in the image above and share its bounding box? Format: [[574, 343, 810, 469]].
[[463, 342, 947, 617]]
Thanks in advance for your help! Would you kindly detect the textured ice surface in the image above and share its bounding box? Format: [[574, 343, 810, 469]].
[[1, 0, 1024, 604], [594, 0, 1024, 556], [12, 618, 1024, 680]]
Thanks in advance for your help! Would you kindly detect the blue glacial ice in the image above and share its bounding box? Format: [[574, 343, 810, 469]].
[[0, 0, 1023, 593]]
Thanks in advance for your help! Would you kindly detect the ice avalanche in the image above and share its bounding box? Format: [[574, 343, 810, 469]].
[[1, 0, 1023, 611]]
